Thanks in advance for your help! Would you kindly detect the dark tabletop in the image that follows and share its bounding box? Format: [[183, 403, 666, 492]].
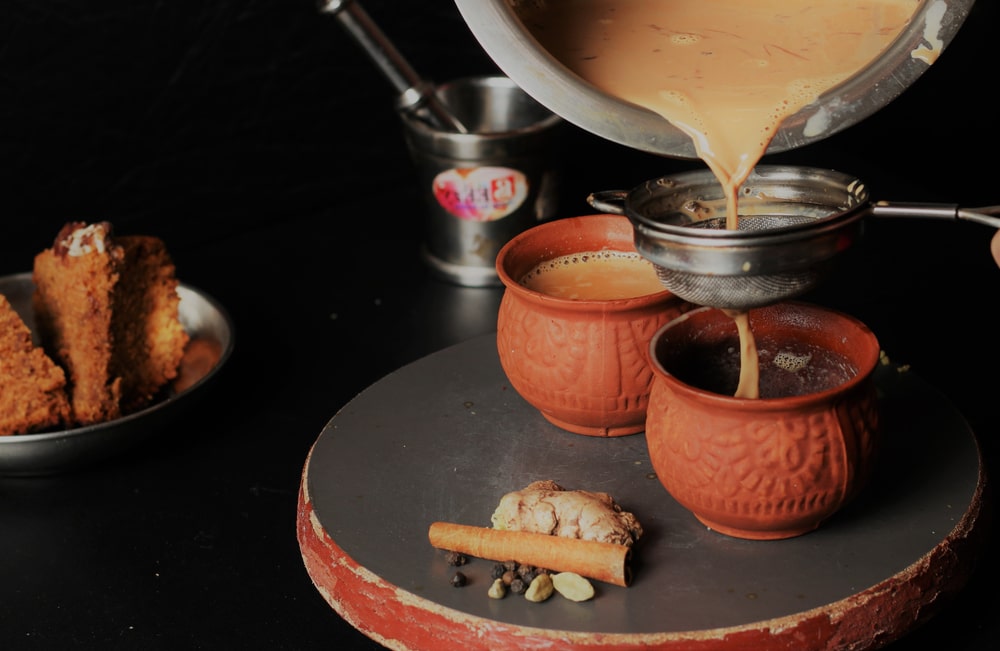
[[1, 1, 997, 649]]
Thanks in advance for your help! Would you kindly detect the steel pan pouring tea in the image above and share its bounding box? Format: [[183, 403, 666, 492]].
[[589, 165, 1000, 311], [455, 2, 992, 310], [454, 0, 975, 159]]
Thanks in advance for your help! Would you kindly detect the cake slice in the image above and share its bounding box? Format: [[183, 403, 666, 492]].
[[0, 294, 72, 436], [111, 233, 190, 413], [32, 222, 189, 425]]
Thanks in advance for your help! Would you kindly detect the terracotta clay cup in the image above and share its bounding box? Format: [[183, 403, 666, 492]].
[[645, 302, 881, 540], [495, 214, 692, 436]]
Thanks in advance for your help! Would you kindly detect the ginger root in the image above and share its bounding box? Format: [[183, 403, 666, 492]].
[[490, 480, 643, 546]]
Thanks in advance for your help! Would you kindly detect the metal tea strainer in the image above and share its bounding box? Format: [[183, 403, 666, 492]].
[[588, 166, 1000, 311]]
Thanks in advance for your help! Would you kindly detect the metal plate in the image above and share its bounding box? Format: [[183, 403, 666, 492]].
[[0, 272, 235, 476], [298, 333, 984, 650]]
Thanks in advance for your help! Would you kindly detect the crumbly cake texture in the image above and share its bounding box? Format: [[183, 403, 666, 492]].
[[112, 234, 189, 412], [0, 294, 72, 436], [32, 221, 189, 426]]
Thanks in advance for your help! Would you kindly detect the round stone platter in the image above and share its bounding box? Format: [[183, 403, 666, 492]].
[[297, 333, 985, 650]]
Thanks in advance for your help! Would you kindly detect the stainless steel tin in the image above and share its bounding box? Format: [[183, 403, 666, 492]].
[[401, 75, 564, 287]]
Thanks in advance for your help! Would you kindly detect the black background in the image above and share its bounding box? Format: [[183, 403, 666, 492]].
[[1, 1, 998, 649]]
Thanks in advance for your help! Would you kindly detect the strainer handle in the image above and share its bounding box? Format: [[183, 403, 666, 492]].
[[872, 202, 1000, 230], [586, 190, 628, 215]]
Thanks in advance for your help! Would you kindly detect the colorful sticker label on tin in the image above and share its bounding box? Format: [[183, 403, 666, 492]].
[[432, 167, 529, 222]]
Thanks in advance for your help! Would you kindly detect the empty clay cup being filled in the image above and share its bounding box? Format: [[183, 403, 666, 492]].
[[495, 214, 692, 436]]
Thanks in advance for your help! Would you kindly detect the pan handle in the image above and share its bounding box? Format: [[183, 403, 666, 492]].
[[871, 201, 1000, 230], [586, 190, 628, 215]]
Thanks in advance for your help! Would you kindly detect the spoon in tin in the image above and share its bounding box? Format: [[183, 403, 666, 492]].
[[319, 0, 469, 134]]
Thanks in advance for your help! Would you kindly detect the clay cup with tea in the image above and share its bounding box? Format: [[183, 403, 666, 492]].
[[645, 302, 881, 539], [495, 214, 692, 436]]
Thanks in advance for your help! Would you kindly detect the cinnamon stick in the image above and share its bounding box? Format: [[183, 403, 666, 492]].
[[428, 521, 632, 587]]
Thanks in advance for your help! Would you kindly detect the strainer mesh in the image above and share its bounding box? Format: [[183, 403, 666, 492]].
[[654, 265, 821, 309], [687, 214, 820, 231], [654, 213, 828, 309]]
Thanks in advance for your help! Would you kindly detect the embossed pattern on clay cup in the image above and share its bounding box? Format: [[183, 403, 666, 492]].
[[495, 214, 692, 437], [645, 302, 881, 539]]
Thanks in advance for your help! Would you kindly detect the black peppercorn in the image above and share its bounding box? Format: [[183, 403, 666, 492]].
[[444, 551, 467, 566], [450, 571, 467, 587]]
